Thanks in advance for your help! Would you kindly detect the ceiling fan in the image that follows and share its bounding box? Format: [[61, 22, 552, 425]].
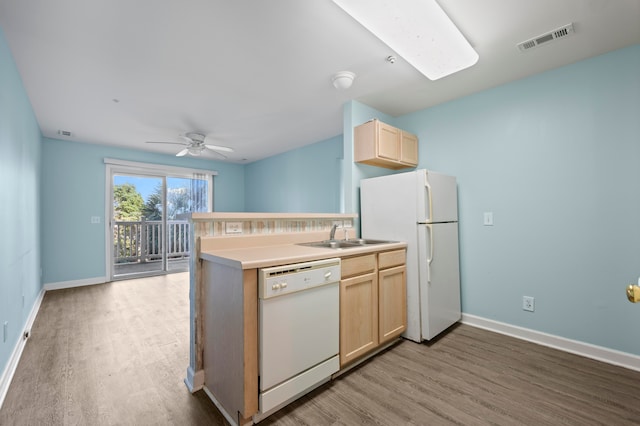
[[146, 132, 234, 158]]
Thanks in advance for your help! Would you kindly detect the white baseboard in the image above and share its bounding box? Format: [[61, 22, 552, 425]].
[[184, 366, 204, 393], [44, 276, 107, 291], [0, 288, 45, 410], [462, 313, 640, 372]]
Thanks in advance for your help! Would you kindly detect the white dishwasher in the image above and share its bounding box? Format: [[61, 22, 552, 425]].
[[257, 257, 341, 419]]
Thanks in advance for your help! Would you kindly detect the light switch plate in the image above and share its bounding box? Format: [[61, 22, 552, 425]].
[[483, 212, 494, 226]]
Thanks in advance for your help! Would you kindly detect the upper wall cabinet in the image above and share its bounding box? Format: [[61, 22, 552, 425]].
[[354, 119, 418, 169]]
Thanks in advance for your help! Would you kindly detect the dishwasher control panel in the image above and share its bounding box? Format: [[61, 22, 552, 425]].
[[259, 258, 341, 299]]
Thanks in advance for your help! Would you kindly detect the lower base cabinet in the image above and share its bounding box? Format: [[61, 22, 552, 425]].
[[200, 241, 407, 424], [340, 249, 407, 367], [378, 265, 407, 344], [340, 271, 378, 366]]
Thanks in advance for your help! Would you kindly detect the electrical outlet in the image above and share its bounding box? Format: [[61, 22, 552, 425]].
[[523, 296, 535, 312], [91, 216, 101, 224], [225, 221, 243, 234]]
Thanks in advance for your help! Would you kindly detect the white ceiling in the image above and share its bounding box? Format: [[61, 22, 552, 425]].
[[1, 0, 639, 163]]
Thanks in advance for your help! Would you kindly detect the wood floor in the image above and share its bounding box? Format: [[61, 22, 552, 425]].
[[0, 273, 224, 425], [2, 273, 639, 426]]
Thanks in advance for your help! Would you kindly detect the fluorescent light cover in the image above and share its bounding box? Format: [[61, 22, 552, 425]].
[[333, 0, 478, 80]]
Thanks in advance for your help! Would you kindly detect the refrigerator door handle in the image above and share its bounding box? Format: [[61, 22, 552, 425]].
[[424, 172, 433, 223], [426, 224, 434, 283]]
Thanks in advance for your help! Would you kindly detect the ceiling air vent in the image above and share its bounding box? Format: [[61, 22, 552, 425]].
[[517, 23, 574, 52]]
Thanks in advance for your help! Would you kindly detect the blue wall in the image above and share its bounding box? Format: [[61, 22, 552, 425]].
[[3, 15, 639, 384], [341, 101, 399, 231], [244, 136, 343, 213], [0, 28, 42, 378], [40, 138, 245, 284], [393, 44, 640, 355]]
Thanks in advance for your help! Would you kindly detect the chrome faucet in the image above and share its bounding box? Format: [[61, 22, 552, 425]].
[[329, 224, 338, 241]]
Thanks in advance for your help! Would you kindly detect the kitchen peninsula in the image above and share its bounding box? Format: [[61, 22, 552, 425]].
[[185, 213, 407, 425]]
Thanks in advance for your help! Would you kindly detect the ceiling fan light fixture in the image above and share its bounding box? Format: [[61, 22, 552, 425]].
[[148, 131, 233, 158], [184, 132, 205, 142], [188, 146, 204, 156], [332, 71, 356, 90], [332, 0, 478, 80]]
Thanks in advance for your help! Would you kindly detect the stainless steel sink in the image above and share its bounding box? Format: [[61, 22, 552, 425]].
[[342, 238, 394, 246], [297, 240, 354, 249], [297, 239, 396, 249]]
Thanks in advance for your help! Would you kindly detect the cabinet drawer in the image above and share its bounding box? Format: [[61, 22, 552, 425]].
[[378, 250, 406, 270], [341, 254, 376, 278]]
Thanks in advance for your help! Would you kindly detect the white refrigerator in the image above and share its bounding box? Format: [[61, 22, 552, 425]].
[[360, 169, 461, 342]]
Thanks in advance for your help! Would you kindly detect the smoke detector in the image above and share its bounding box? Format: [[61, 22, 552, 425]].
[[332, 71, 356, 90], [517, 23, 574, 52]]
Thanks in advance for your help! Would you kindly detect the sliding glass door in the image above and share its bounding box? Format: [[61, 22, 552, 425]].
[[165, 177, 208, 272], [107, 161, 212, 280], [112, 174, 166, 277]]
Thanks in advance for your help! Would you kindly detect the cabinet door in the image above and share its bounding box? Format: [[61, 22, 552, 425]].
[[400, 131, 418, 166], [340, 272, 378, 366], [377, 121, 400, 161], [378, 265, 407, 344]]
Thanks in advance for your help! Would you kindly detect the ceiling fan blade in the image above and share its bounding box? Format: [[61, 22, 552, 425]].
[[205, 144, 234, 153], [209, 150, 228, 160], [203, 134, 234, 147], [147, 132, 232, 159], [146, 141, 188, 146]]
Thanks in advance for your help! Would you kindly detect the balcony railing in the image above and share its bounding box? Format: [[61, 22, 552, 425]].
[[113, 218, 190, 265]]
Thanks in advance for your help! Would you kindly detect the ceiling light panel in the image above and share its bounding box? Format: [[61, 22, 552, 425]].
[[333, 0, 478, 80]]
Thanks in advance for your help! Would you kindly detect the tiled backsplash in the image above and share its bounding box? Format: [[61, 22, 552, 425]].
[[190, 213, 356, 238]]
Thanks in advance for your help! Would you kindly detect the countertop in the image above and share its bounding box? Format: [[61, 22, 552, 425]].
[[200, 241, 407, 270]]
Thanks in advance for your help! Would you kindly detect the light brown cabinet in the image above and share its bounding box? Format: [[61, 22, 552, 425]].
[[339, 254, 377, 366], [199, 233, 407, 424], [400, 131, 419, 166], [378, 250, 407, 344], [340, 271, 378, 366], [339, 249, 407, 367], [354, 119, 418, 169]]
